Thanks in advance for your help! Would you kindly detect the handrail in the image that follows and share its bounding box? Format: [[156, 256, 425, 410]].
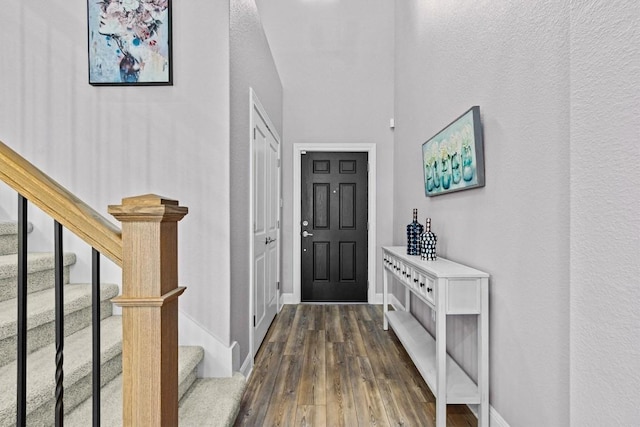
[[1, 139, 187, 424], [0, 140, 122, 266]]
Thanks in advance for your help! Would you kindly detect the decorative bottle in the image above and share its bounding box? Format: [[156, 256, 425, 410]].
[[420, 218, 437, 261], [406, 209, 423, 255]]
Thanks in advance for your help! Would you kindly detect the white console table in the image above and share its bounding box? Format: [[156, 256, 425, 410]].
[[382, 246, 489, 427]]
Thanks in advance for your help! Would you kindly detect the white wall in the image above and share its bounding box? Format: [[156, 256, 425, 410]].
[[230, 0, 283, 368], [0, 0, 232, 348], [570, 1, 640, 425], [394, 1, 570, 425], [255, 0, 395, 298]]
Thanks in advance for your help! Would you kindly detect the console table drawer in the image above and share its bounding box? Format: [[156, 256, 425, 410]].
[[415, 272, 435, 305]]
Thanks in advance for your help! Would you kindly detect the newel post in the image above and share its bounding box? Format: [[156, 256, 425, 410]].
[[108, 194, 188, 426]]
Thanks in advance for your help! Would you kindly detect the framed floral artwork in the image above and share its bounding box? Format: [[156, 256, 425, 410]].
[[87, 0, 172, 85], [422, 106, 485, 196]]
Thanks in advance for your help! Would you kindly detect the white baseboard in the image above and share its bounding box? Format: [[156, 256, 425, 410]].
[[178, 310, 235, 378], [282, 292, 385, 305], [388, 293, 404, 311], [371, 292, 384, 304], [281, 292, 296, 305], [239, 352, 253, 379], [490, 406, 510, 427], [466, 404, 510, 427]]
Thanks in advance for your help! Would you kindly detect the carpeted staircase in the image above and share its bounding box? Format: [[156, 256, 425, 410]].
[[0, 221, 246, 426]]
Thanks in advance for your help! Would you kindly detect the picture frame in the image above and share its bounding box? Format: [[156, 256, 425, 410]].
[[422, 106, 485, 197], [87, 0, 172, 86]]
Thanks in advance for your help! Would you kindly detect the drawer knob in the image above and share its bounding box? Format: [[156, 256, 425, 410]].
[[427, 287, 433, 293], [420, 282, 425, 287], [413, 278, 418, 283]]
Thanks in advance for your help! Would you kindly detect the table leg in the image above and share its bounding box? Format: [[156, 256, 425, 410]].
[[478, 277, 490, 427], [383, 266, 388, 330], [435, 279, 447, 427]]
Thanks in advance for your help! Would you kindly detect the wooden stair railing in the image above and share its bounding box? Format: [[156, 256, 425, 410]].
[[0, 140, 188, 426], [0, 141, 123, 266]]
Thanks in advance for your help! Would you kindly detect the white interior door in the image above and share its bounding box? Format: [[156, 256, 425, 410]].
[[252, 101, 280, 354]]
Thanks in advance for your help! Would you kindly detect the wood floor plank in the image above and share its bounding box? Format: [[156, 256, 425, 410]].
[[302, 304, 316, 331], [325, 305, 344, 342], [297, 330, 327, 406], [235, 341, 284, 426], [376, 379, 404, 426], [269, 304, 296, 343], [236, 304, 477, 427], [311, 304, 325, 331], [284, 304, 312, 355], [357, 317, 397, 380], [447, 405, 478, 426], [347, 355, 391, 427], [384, 323, 435, 403], [354, 303, 373, 321], [379, 378, 434, 427], [345, 306, 368, 356], [295, 405, 327, 426], [262, 355, 303, 427], [325, 342, 359, 427]]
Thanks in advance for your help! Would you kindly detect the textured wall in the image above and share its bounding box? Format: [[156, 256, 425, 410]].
[[0, 0, 232, 345], [230, 0, 283, 368], [394, 1, 570, 425], [569, 1, 640, 424], [255, 0, 395, 298]]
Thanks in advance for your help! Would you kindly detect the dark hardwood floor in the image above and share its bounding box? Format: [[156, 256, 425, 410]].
[[234, 304, 477, 427]]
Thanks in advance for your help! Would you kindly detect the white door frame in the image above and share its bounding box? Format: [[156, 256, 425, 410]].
[[292, 143, 377, 304], [249, 88, 281, 361]]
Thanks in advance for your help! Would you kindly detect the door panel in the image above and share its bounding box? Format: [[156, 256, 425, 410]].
[[313, 241, 330, 281], [254, 254, 266, 321], [253, 105, 279, 354], [301, 152, 368, 302], [313, 184, 330, 229], [266, 134, 279, 309], [339, 183, 356, 229], [339, 241, 356, 281]]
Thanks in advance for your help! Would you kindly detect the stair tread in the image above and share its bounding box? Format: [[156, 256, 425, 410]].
[[178, 375, 246, 427], [0, 221, 33, 236], [0, 283, 119, 340], [65, 346, 205, 426], [0, 252, 76, 279], [0, 315, 122, 423]]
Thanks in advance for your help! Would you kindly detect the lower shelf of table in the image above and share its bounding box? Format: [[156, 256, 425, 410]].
[[386, 310, 480, 404]]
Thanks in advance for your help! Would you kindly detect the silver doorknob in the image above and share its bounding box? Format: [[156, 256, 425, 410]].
[[302, 231, 314, 238]]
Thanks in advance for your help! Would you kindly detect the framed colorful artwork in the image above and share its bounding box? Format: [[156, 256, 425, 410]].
[[87, 0, 172, 85], [422, 106, 485, 196]]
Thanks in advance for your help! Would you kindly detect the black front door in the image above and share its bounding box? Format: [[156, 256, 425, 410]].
[[301, 152, 368, 302]]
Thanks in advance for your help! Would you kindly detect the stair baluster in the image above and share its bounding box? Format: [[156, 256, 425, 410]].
[[54, 221, 64, 426], [92, 248, 101, 427], [16, 195, 28, 427]]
